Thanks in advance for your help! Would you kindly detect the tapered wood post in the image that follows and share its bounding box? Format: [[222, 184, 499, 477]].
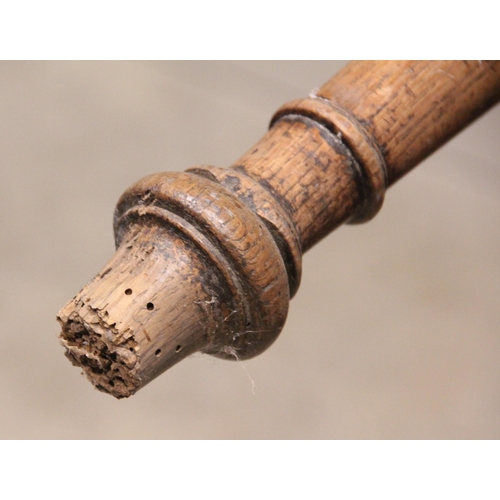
[[58, 61, 500, 398]]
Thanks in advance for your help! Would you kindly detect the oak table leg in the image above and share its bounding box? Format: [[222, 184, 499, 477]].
[[57, 61, 500, 398]]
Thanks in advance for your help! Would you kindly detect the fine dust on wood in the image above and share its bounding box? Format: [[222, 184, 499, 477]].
[[57, 61, 500, 398]]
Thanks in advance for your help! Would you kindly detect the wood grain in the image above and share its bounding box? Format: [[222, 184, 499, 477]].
[[57, 61, 500, 398]]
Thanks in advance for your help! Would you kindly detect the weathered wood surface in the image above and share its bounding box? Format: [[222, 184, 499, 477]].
[[58, 61, 500, 398]]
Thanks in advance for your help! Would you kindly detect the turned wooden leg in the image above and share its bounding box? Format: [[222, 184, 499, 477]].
[[57, 61, 500, 398]]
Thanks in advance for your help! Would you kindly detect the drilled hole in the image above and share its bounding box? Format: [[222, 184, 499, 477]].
[[147, 302, 154, 311], [155, 349, 161, 356], [125, 288, 132, 295], [175, 345, 182, 353]]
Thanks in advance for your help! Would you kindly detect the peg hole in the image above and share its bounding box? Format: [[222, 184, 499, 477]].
[[147, 302, 154, 311], [175, 345, 182, 353], [155, 349, 161, 356], [125, 288, 132, 295]]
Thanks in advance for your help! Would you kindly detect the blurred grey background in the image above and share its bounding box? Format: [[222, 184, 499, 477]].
[[1, 61, 499, 439]]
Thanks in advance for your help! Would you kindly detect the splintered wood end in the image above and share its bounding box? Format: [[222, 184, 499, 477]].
[[58, 299, 141, 399], [57, 223, 212, 398]]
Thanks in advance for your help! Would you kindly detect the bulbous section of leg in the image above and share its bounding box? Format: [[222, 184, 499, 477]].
[[58, 171, 290, 398]]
